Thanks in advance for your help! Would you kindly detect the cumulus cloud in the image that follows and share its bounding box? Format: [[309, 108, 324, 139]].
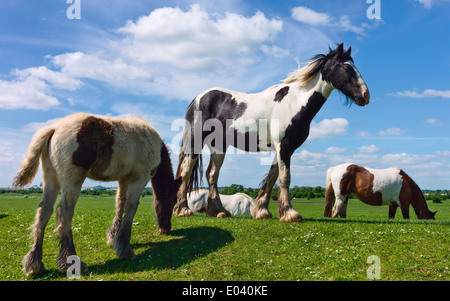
[[291, 6, 365, 35], [0, 76, 60, 110], [0, 5, 288, 109], [291, 6, 331, 26], [117, 4, 283, 71], [308, 118, 349, 141]]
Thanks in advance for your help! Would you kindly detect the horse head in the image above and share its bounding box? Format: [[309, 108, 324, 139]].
[[321, 43, 370, 106]]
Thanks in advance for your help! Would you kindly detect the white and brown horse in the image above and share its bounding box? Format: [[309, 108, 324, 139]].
[[13, 113, 181, 275], [174, 44, 370, 222], [188, 188, 254, 215], [324, 163, 436, 219]]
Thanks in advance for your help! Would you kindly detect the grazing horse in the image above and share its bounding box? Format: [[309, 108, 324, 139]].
[[324, 163, 436, 219], [173, 43, 370, 222], [13, 113, 181, 275], [188, 189, 254, 215]]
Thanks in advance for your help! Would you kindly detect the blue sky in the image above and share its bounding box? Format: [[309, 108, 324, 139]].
[[0, 0, 449, 189]]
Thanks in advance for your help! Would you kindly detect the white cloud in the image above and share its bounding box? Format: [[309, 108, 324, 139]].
[[0, 76, 60, 110], [291, 6, 365, 35], [415, 0, 433, 8], [291, 6, 331, 26], [117, 4, 283, 71], [424, 118, 443, 126], [325, 147, 347, 154], [379, 127, 407, 136], [308, 118, 349, 141], [357, 144, 381, 154], [395, 89, 450, 98]]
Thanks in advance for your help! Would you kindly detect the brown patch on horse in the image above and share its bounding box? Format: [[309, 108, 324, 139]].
[[152, 143, 181, 232], [72, 116, 114, 179], [341, 164, 383, 206]]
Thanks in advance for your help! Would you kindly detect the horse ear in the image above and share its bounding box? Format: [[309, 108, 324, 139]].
[[335, 43, 344, 57], [345, 46, 352, 56]]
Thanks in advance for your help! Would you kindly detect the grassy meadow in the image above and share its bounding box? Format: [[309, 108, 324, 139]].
[[0, 193, 448, 281]]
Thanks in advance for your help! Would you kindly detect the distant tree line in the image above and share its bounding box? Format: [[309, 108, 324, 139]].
[[2, 187, 449, 203]]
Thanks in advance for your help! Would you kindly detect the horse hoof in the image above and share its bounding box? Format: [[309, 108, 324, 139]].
[[174, 207, 193, 217], [279, 209, 303, 223], [253, 209, 272, 220], [216, 212, 228, 218]]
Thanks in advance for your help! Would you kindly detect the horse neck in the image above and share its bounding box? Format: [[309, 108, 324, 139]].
[[401, 171, 432, 218], [299, 72, 334, 99], [150, 144, 175, 200]]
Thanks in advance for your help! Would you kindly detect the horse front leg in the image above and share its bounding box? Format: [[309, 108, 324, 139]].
[[205, 152, 231, 217], [113, 180, 147, 259], [277, 158, 302, 223], [252, 160, 278, 219]]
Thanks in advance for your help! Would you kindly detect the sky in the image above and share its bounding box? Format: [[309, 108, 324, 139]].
[[0, 0, 449, 189]]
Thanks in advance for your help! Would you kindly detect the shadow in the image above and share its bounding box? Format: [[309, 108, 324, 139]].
[[0, 214, 8, 219], [32, 226, 234, 279], [303, 217, 450, 226]]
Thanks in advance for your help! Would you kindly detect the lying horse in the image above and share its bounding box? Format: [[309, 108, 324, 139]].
[[188, 189, 254, 215], [13, 113, 181, 275], [324, 163, 436, 219]]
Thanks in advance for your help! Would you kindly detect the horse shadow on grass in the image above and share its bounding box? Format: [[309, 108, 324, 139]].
[[32, 226, 234, 279]]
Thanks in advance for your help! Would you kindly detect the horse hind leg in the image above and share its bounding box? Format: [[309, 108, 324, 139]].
[[55, 174, 87, 273], [206, 152, 230, 218], [331, 196, 347, 218], [22, 155, 60, 275], [107, 182, 127, 246], [173, 153, 198, 217], [252, 162, 278, 220]]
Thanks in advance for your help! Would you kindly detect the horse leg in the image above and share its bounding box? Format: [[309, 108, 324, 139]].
[[173, 153, 198, 217], [113, 179, 146, 259], [331, 196, 347, 218], [277, 159, 302, 223], [107, 182, 127, 246], [206, 152, 231, 217], [388, 203, 398, 219], [22, 154, 60, 275], [401, 205, 410, 219], [55, 178, 86, 272], [252, 161, 278, 219]]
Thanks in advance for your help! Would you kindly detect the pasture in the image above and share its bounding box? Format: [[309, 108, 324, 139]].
[[0, 193, 448, 281]]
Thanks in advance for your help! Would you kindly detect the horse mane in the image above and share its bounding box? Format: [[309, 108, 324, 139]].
[[283, 45, 354, 87]]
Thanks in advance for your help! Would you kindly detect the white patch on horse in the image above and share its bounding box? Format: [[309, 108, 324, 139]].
[[366, 167, 403, 206]]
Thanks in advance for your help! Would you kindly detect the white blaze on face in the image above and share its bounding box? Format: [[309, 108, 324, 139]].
[[345, 60, 368, 92]]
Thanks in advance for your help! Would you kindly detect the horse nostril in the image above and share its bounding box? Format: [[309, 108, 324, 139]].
[[363, 90, 370, 104]]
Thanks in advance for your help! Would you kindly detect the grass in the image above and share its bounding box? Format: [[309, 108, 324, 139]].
[[0, 193, 449, 281]]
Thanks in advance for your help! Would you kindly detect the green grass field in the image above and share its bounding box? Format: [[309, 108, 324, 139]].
[[0, 193, 448, 281]]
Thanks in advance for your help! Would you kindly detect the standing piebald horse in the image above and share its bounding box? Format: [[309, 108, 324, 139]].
[[13, 113, 181, 275], [324, 163, 436, 219], [174, 43, 370, 222]]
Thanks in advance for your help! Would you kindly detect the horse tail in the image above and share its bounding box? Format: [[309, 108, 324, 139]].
[[187, 153, 202, 193], [176, 150, 203, 195], [324, 166, 335, 217], [13, 127, 55, 188]]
